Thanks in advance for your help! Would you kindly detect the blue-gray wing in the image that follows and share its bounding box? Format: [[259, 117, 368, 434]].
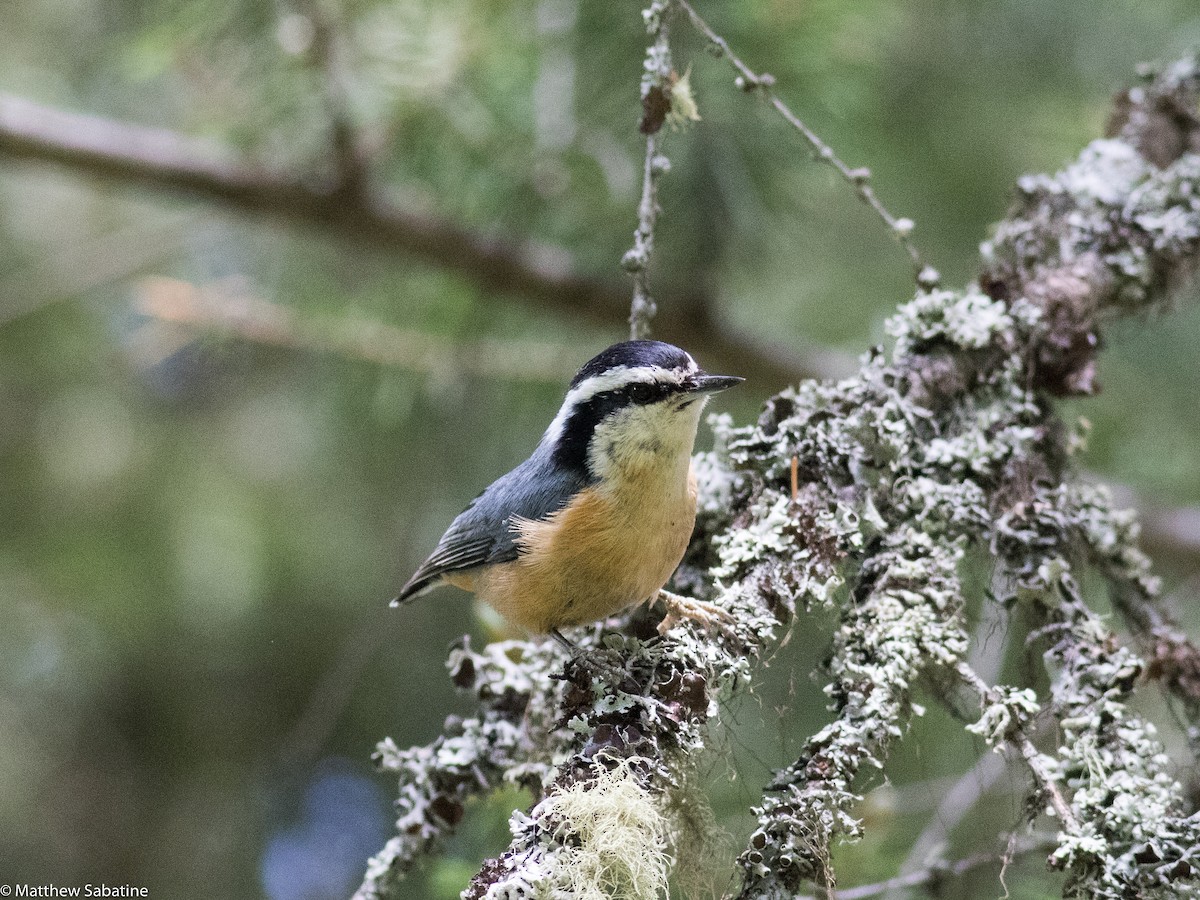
[[392, 452, 588, 603]]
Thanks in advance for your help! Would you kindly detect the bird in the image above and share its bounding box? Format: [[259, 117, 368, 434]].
[[393, 339, 742, 649]]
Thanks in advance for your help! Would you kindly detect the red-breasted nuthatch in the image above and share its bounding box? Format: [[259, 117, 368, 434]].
[[393, 340, 742, 647]]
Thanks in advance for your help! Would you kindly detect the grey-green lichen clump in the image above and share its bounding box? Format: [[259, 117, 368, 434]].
[[357, 54, 1200, 900]]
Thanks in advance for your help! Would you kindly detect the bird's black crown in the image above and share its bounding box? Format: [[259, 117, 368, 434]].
[[569, 340, 694, 387]]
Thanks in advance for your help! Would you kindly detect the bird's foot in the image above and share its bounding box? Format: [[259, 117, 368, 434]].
[[656, 589, 737, 637], [549, 628, 628, 684]]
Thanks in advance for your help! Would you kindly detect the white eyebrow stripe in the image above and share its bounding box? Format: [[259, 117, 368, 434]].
[[540, 363, 691, 446]]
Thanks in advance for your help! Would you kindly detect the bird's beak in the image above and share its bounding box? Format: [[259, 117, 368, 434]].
[[688, 373, 744, 394]]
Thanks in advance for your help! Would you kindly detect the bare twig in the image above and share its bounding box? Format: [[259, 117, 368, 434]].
[[676, 0, 937, 287]]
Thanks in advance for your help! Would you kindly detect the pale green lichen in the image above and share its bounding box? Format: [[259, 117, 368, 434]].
[[1069, 481, 1161, 597], [965, 686, 1041, 746], [692, 412, 739, 520], [353, 638, 570, 900], [739, 528, 970, 891], [983, 125, 1200, 313], [725, 55, 1200, 899], [1042, 578, 1200, 899], [973, 462, 1200, 897], [887, 285, 1016, 354]]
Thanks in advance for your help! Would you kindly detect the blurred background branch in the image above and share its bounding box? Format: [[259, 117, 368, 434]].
[[133, 275, 581, 382], [0, 91, 837, 387], [800, 835, 1059, 900]]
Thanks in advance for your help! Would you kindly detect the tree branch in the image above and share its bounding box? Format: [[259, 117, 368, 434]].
[[622, 0, 673, 339], [953, 662, 1079, 831], [0, 93, 606, 303]]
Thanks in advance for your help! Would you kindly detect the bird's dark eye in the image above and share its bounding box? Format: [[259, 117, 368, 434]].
[[628, 383, 654, 404]]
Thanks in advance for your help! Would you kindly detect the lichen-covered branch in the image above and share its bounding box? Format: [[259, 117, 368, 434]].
[[726, 53, 1200, 899], [736, 528, 969, 894], [954, 662, 1079, 828], [357, 52, 1200, 900]]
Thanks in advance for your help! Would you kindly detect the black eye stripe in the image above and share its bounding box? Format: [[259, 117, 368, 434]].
[[585, 382, 675, 418], [551, 380, 680, 474]]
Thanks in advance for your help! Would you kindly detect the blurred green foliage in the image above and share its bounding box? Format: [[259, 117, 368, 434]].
[[1, 1, 1198, 898]]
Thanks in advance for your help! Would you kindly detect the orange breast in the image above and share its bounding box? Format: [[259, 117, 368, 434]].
[[472, 464, 698, 633]]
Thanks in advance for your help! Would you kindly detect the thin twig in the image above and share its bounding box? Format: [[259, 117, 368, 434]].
[[798, 836, 1058, 900], [627, 131, 662, 339], [624, 1, 674, 339], [676, 0, 936, 287], [955, 661, 1080, 832]]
